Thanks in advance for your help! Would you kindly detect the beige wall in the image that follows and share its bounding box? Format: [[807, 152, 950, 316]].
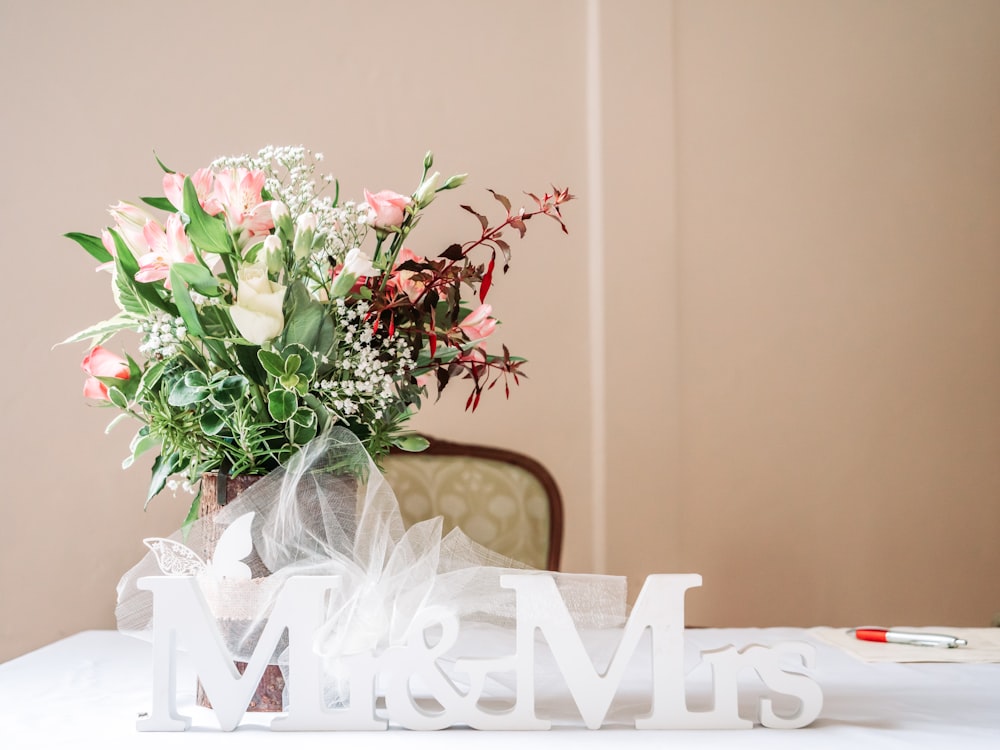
[[671, 0, 1000, 627], [1, 0, 997, 662]]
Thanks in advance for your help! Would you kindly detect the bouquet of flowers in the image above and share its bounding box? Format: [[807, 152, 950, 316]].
[[65, 146, 572, 516]]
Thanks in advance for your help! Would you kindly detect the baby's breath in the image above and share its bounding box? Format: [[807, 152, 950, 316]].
[[212, 146, 367, 265], [317, 299, 417, 424], [138, 315, 186, 359]]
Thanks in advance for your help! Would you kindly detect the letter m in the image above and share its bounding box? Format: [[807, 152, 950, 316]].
[[502, 573, 709, 729], [136, 575, 338, 731]]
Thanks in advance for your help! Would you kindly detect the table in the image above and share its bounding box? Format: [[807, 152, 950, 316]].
[[2, 628, 998, 748]]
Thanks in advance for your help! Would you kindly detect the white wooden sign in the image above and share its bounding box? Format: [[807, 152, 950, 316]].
[[135, 571, 822, 732]]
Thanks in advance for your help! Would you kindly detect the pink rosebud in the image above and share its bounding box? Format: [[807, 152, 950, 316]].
[[81, 346, 130, 401], [363, 189, 410, 229]]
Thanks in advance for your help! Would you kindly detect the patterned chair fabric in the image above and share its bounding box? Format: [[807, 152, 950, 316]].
[[382, 438, 563, 570]]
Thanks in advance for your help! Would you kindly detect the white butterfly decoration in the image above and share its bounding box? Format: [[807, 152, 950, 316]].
[[143, 512, 256, 581]]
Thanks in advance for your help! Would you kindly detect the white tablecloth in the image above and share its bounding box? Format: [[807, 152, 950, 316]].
[[1, 628, 998, 748]]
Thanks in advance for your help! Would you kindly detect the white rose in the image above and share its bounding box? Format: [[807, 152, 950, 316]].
[[229, 263, 286, 344]]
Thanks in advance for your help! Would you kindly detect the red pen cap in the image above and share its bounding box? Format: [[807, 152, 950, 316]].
[[855, 628, 888, 642]]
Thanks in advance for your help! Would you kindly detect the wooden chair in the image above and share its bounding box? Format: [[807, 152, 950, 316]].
[[382, 436, 564, 570]]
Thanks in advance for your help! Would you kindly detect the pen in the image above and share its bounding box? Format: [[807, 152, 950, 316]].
[[853, 627, 967, 648]]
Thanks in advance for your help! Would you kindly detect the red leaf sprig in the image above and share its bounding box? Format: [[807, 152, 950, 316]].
[[361, 186, 574, 410]]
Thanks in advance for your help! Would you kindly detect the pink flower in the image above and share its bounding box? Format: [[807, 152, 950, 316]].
[[391, 247, 427, 303], [135, 214, 196, 286], [95, 228, 117, 273], [363, 189, 410, 229], [163, 168, 222, 215], [459, 303, 497, 342], [107, 201, 154, 255], [212, 168, 274, 238], [81, 346, 129, 401]]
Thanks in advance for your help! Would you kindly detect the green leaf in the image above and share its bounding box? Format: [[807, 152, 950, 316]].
[[182, 491, 201, 535], [59, 313, 140, 346], [182, 177, 233, 255], [64, 232, 112, 264], [146, 452, 180, 506], [168, 370, 208, 406], [122, 433, 158, 469], [302, 393, 331, 434], [138, 360, 166, 392], [279, 372, 301, 391], [242, 239, 265, 264], [279, 282, 324, 350], [109, 238, 146, 314], [110, 229, 176, 316], [258, 349, 286, 378], [235, 344, 266, 385], [110, 228, 139, 275], [169, 266, 205, 338], [283, 343, 316, 379], [133, 278, 176, 316], [200, 411, 226, 435], [267, 389, 298, 422], [291, 408, 316, 429], [283, 353, 302, 376], [105, 384, 129, 410], [209, 375, 248, 406], [417, 344, 460, 367], [198, 304, 231, 338], [184, 370, 208, 388], [104, 413, 131, 435], [287, 407, 317, 445], [153, 151, 175, 174], [171, 262, 221, 296], [141, 196, 177, 212], [116, 355, 142, 402], [393, 434, 430, 452], [202, 337, 233, 369]]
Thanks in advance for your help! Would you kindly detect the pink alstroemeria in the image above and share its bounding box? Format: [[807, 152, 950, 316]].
[[391, 247, 427, 304], [107, 201, 154, 255], [212, 167, 274, 238], [96, 228, 118, 273], [458, 303, 497, 343], [81, 346, 130, 401], [363, 189, 410, 229], [163, 168, 222, 215], [135, 214, 196, 286]]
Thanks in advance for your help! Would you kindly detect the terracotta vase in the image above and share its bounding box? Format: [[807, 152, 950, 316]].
[[196, 472, 285, 712]]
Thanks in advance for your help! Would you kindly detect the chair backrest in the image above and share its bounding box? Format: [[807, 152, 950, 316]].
[[382, 436, 563, 570]]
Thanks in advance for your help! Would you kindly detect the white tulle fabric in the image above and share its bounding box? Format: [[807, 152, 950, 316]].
[[115, 428, 626, 701]]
